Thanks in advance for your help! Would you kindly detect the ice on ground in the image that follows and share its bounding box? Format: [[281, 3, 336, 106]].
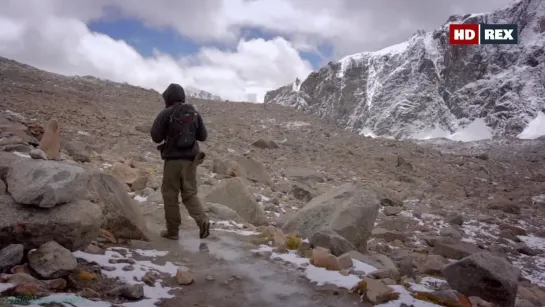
[[532, 194, 545, 205], [134, 195, 147, 203], [211, 220, 260, 236], [518, 111, 545, 139]]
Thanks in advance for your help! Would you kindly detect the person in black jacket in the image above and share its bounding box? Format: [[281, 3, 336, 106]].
[[150, 83, 210, 240]]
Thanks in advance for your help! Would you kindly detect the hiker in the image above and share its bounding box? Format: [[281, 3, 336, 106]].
[[150, 83, 210, 240]]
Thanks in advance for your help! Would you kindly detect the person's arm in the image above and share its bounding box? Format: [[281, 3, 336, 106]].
[[195, 113, 208, 142], [150, 109, 169, 143]]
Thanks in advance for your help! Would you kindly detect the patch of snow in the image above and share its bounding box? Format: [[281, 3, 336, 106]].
[[519, 235, 545, 250], [518, 111, 545, 139], [77, 130, 91, 136], [533, 195, 545, 205], [214, 229, 260, 236], [377, 285, 442, 307], [359, 127, 378, 138], [0, 282, 14, 292], [16, 248, 178, 307], [132, 249, 169, 258], [5, 110, 25, 120], [284, 121, 310, 129], [134, 195, 147, 203], [449, 118, 493, 142], [73, 249, 179, 283], [420, 276, 448, 290], [253, 245, 376, 289], [12, 151, 30, 158]]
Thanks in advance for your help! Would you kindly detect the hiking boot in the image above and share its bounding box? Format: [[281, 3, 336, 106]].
[[160, 230, 179, 240], [198, 220, 210, 239]]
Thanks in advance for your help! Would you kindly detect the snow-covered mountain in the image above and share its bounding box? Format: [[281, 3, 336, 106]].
[[185, 86, 222, 101], [264, 0, 545, 140]]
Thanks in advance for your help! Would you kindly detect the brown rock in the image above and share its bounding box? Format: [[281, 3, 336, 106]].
[[38, 119, 61, 160], [433, 240, 482, 260], [360, 277, 400, 304], [419, 254, 449, 276], [111, 162, 148, 191], [252, 138, 278, 149], [337, 253, 353, 270], [310, 248, 341, 271], [499, 224, 527, 236], [176, 269, 195, 285]]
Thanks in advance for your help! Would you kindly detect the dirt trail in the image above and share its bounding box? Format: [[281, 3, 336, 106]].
[[143, 218, 360, 307]]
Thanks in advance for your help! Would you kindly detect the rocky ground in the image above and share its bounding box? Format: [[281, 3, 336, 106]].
[[1, 56, 545, 307]]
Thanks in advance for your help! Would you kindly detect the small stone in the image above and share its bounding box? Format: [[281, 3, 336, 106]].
[[337, 253, 353, 270], [384, 207, 402, 216], [80, 288, 101, 299], [84, 244, 104, 254], [109, 284, 144, 300], [29, 149, 48, 160], [310, 248, 341, 271], [77, 270, 97, 280], [516, 244, 543, 256], [0, 244, 24, 273], [439, 227, 463, 240], [10, 263, 31, 274], [176, 269, 195, 285], [101, 266, 116, 271], [28, 241, 77, 279], [122, 265, 135, 271], [206, 275, 214, 281], [445, 214, 464, 226]]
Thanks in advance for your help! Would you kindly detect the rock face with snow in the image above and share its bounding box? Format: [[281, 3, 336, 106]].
[[264, 0, 545, 140], [185, 86, 222, 101]]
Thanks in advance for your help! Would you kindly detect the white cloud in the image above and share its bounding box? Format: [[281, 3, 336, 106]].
[[0, 12, 312, 102], [0, 0, 515, 102]]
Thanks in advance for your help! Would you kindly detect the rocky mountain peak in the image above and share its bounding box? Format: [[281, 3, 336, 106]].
[[264, 0, 545, 140]]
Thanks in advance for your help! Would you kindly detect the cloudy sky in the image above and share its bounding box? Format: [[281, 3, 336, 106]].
[[0, 0, 513, 102]]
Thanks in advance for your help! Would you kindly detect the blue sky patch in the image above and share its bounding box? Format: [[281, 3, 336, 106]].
[[88, 17, 326, 69]]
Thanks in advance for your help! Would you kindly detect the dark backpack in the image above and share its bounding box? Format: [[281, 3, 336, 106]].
[[167, 103, 198, 149]]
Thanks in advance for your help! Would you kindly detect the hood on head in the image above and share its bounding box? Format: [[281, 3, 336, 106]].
[[162, 83, 186, 107]]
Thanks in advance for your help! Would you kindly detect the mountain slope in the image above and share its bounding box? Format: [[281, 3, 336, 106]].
[[264, 0, 545, 139]]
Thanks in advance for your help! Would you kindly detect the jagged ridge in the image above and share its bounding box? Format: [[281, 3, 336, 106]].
[[264, 0, 545, 139]]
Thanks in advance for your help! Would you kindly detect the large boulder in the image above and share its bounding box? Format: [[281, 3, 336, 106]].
[[6, 158, 88, 208], [0, 195, 102, 251], [442, 252, 520, 307], [213, 156, 272, 185], [282, 183, 380, 253], [204, 177, 268, 226], [86, 171, 150, 241]]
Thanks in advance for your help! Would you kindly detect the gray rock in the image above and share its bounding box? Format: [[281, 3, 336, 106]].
[[445, 214, 464, 226], [86, 171, 150, 241], [282, 183, 380, 253], [310, 230, 356, 256], [291, 182, 318, 203], [29, 149, 48, 160], [62, 140, 90, 163], [433, 239, 482, 260], [283, 167, 325, 184], [0, 195, 101, 251], [383, 206, 402, 216], [206, 203, 245, 223], [442, 252, 520, 307], [6, 158, 88, 208], [205, 177, 267, 226], [0, 179, 5, 195], [0, 244, 24, 273], [28, 241, 78, 279], [439, 227, 463, 240], [108, 284, 144, 300]]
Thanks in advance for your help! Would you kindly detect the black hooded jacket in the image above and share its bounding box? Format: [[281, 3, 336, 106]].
[[150, 83, 207, 160]]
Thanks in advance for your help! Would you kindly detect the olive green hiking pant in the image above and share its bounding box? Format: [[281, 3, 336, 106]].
[[161, 153, 207, 234]]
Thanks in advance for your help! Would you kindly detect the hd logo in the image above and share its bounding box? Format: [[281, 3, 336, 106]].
[[449, 24, 518, 45]]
